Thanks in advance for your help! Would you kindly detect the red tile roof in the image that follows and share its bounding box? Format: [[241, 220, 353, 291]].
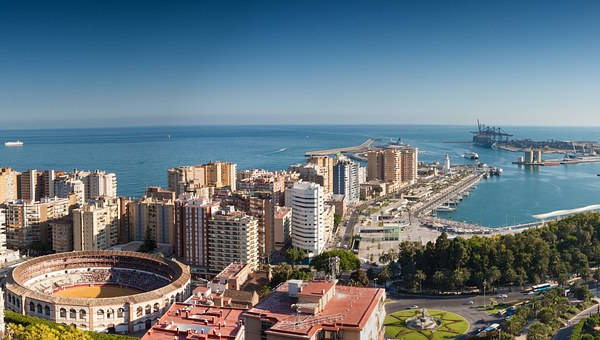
[[243, 280, 384, 338]]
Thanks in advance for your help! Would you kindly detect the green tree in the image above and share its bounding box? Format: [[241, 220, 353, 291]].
[[527, 322, 551, 340], [377, 266, 391, 285], [349, 269, 369, 287], [312, 250, 360, 273], [334, 214, 342, 227]]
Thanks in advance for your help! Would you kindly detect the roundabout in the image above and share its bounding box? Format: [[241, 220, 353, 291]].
[[385, 309, 468, 340]]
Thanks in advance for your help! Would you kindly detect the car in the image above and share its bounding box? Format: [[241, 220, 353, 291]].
[[409, 305, 419, 309], [465, 300, 474, 305], [501, 294, 508, 298]]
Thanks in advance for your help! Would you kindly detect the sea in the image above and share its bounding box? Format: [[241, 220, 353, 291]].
[[1, 124, 600, 228]]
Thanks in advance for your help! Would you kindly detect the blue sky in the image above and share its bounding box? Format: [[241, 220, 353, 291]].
[[1, 0, 599, 128]]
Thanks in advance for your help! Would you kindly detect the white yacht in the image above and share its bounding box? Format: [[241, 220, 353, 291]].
[[4, 140, 23, 147]]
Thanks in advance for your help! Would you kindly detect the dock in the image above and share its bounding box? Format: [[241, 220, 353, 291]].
[[304, 138, 376, 156]]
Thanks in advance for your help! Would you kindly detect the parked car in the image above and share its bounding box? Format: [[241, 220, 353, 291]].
[[465, 300, 474, 305], [409, 305, 419, 309]]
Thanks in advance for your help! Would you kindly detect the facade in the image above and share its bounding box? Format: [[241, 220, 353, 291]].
[[333, 157, 360, 204], [307, 156, 334, 193], [400, 148, 418, 183], [54, 176, 85, 206], [243, 280, 386, 340], [174, 197, 220, 268], [208, 211, 259, 274], [73, 197, 120, 251], [0, 208, 6, 253], [17, 169, 57, 201], [71, 170, 117, 200], [367, 151, 384, 181], [50, 216, 73, 253], [168, 161, 237, 196], [290, 182, 326, 257], [4, 197, 73, 250], [128, 193, 176, 246], [273, 206, 292, 251], [383, 149, 402, 184], [4, 251, 191, 334], [367, 148, 418, 186], [0, 168, 19, 203]]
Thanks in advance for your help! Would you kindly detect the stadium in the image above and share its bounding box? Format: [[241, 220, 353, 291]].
[[4, 250, 191, 334]]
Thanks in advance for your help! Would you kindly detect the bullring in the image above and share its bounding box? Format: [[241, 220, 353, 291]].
[[4, 250, 191, 334]]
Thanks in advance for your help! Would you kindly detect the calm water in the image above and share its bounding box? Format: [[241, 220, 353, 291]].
[[1, 125, 600, 227]]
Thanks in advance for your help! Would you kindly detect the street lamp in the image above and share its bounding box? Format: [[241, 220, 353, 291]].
[[483, 279, 487, 308]]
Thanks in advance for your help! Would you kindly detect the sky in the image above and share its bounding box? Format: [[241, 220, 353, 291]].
[[1, 0, 600, 129]]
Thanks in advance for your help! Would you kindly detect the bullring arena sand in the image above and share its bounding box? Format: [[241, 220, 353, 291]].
[[53, 284, 143, 298]]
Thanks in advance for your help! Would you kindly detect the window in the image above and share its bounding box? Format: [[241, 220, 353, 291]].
[[107, 309, 114, 318], [70, 309, 76, 319], [136, 307, 143, 317], [29, 302, 35, 312], [153, 303, 159, 313], [97, 309, 104, 319], [80, 309, 86, 319], [117, 308, 124, 318], [60, 308, 67, 318], [37, 304, 42, 314], [145, 305, 151, 315], [45, 306, 50, 316]]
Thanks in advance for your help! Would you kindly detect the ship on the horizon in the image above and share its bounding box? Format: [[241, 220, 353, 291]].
[[471, 120, 513, 148], [4, 140, 23, 147]]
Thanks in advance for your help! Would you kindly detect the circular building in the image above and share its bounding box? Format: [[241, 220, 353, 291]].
[[5, 250, 191, 334]]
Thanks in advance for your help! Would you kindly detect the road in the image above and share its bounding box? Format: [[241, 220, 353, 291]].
[[385, 290, 530, 333], [553, 300, 600, 340]]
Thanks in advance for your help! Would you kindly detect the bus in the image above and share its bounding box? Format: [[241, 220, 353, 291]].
[[531, 283, 553, 293]]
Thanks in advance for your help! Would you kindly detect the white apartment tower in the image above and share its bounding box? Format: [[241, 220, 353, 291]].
[[290, 182, 326, 257]]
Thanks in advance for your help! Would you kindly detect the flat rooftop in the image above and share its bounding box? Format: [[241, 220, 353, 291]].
[[243, 280, 384, 338], [143, 301, 245, 340]]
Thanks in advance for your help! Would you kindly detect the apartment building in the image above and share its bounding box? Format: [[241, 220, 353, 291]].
[[290, 182, 326, 257], [208, 210, 259, 273], [72, 197, 120, 250]]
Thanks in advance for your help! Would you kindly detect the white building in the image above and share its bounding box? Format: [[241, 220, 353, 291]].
[[54, 177, 85, 205], [289, 182, 326, 257], [72, 170, 117, 200], [443, 154, 451, 172]]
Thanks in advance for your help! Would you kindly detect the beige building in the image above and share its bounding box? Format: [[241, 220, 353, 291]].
[[4, 196, 74, 250], [307, 156, 334, 193], [0, 168, 19, 203], [168, 161, 237, 196], [367, 147, 418, 187], [367, 150, 384, 181], [128, 189, 176, 247], [50, 216, 73, 253], [401, 148, 418, 184], [208, 210, 259, 274], [273, 206, 291, 252], [73, 197, 120, 251]]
